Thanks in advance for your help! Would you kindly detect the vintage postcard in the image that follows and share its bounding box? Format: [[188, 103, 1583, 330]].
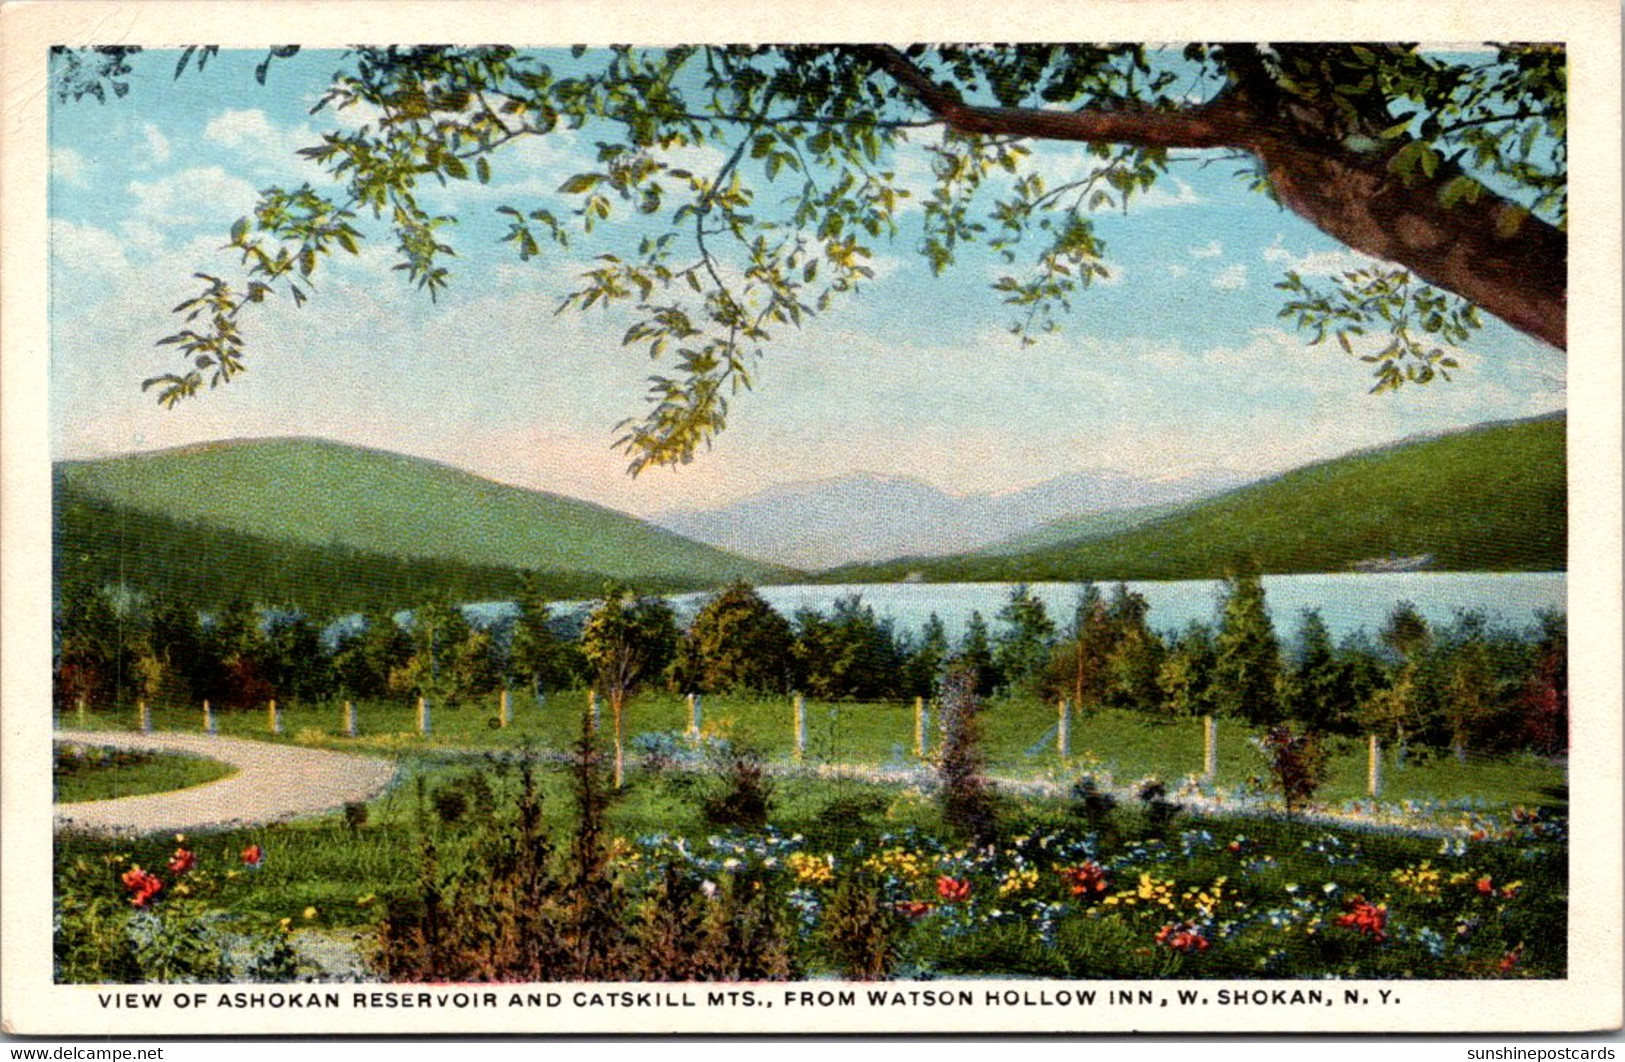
[[2, 0, 1620, 1037]]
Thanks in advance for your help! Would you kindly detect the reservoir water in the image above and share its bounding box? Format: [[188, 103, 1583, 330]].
[[467, 571, 1565, 642]]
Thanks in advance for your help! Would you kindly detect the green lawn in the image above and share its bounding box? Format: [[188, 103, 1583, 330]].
[[65, 691, 1564, 813], [53, 743, 235, 804]]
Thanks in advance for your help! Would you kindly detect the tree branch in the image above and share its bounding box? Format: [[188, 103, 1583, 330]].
[[855, 44, 1255, 150]]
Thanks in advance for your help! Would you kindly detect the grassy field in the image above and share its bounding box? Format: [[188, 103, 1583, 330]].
[[53, 743, 235, 804], [64, 690, 1565, 813], [823, 414, 1566, 582], [56, 436, 797, 586]]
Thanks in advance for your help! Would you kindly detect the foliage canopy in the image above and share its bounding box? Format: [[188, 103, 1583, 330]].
[[58, 43, 1567, 472]]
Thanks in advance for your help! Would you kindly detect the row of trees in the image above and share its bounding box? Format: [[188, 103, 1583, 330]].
[[54, 573, 1567, 760]]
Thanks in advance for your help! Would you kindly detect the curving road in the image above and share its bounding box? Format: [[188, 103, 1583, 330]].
[[53, 730, 397, 836]]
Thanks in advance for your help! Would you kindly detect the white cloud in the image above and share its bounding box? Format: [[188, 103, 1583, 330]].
[[1189, 240, 1223, 259], [1167, 264, 1190, 279], [140, 124, 171, 166], [1262, 235, 1388, 277], [127, 166, 259, 225], [117, 219, 166, 256], [203, 108, 319, 174], [50, 147, 86, 186], [1134, 177, 1202, 211], [50, 219, 128, 274], [1210, 264, 1248, 290]]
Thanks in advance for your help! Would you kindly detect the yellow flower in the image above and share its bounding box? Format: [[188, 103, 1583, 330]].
[[356, 893, 376, 908], [998, 867, 1039, 897], [787, 851, 834, 886], [1392, 861, 1444, 896], [303, 906, 318, 920]]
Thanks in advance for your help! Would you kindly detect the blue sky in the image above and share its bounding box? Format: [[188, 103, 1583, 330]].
[[48, 48, 1565, 516]]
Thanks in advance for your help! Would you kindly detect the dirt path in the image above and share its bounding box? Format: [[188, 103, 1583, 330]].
[[53, 730, 397, 836]]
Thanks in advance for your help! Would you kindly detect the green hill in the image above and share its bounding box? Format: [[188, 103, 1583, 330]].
[[974, 501, 1189, 556], [56, 437, 798, 592], [820, 414, 1566, 583]]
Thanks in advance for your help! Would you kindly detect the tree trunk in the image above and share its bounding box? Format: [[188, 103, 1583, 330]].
[[862, 45, 1566, 351], [612, 691, 625, 789]]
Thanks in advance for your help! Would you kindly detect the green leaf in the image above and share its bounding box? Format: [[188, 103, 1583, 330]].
[[476, 157, 490, 185], [558, 173, 601, 194]]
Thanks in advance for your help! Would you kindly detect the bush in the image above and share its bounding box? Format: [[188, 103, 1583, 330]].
[[701, 745, 775, 830], [937, 665, 999, 844], [1069, 775, 1118, 835], [1255, 724, 1330, 813], [822, 870, 905, 980], [1133, 777, 1182, 835]]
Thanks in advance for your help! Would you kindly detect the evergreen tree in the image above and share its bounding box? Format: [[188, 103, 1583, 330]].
[[1157, 622, 1218, 719], [207, 596, 272, 708], [669, 583, 794, 694], [791, 596, 901, 701], [1438, 611, 1503, 762], [1369, 601, 1436, 753], [54, 579, 129, 710], [1103, 583, 1164, 711], [1211, 571, 1283, 725], [1045, 582, 1111, 711], [899, 613, 950, 700], [1285, 610, 1343, 733], [262, 612, 332, 704], [392, 600, 474, 705], [509, 576, 577, 699], [951, 610, 998, 697], [992, 584, 1056, 696], [331, 611, 412, 700]]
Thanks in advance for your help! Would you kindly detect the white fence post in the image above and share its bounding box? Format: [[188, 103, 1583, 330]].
[[138, 700, 152, 734], [344, 700, 358, 738], [417, 696, 431, 735], [687, 692, 702, 739], [793, 693, 807, 761], [588, 689, 600, 732], [1367, 734, 1383, 798], [915, 696, 928, 759], [268, 699, 282, 735], [499, 688, 511, 729], [203, 700, 216, 735], [1203, 715, 1218, 781], [1057, 698, 1071, 758]]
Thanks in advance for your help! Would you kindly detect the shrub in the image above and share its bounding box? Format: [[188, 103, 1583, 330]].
[[822, 870, 905, 980], [1135, 777, 1182, 835], [1069, 775, 1118, 835], [937, 664, 999, 844], [1255, 724, 1330, 813], [701, 745, 775, 830]]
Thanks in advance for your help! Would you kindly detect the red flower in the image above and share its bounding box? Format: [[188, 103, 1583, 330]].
[[120, 866, 163, 907], [1499, 946, 1523, 973], [893, 900, 935, 918], [1060, 861, 1109, 897], [241, 844, 265, 869], [168, 848, 196, 875], [1475, 876, 1495, 895], [935, 875, 971, 902], [1155, 922, 1210, 953], [1334, 896, 1388, 942]]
